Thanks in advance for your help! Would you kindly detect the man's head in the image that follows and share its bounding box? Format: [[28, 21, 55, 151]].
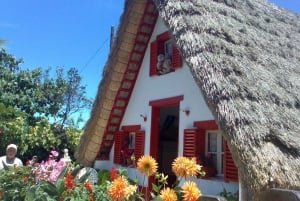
[[6, 144, 17, 159]]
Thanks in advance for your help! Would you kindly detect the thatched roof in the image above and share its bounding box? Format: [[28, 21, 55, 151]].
[[75, 0, 157, 165], [76, 0, 300, 196]]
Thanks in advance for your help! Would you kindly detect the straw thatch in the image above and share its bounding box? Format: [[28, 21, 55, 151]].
[[76, 0, 300, 196], [153, 0, 300, 195], [75, 0, 151, 165]]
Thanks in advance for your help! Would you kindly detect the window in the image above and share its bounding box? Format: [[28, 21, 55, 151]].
[[164, 39, 173, 61], [183, 120, 238, 181], [206, 131, 224, 176], [114, 128, 145, 167], [150, 31, 182, 76]]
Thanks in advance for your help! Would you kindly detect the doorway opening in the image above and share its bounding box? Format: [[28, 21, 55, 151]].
[[149, 95, 183, 187], [158, 106, 179, 186]]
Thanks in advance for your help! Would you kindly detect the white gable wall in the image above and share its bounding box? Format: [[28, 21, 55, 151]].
[[95, 16, 238, 196], [122, 17, 214, 156]]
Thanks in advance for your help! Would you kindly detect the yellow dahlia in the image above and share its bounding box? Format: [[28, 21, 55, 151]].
[[172, 157, 201, 178], [181, 181, 201, 201], [160, 187, 178, 201], [125, 184, 138, 199], [107, 176, 128, 201], [137, 155, 158, 176]]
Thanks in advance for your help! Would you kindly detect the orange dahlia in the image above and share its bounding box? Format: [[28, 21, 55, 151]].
[[107, 176, 129, 201], [137, 155, 158, 176], [160, 187, 178, 201], [172, 157, 201, 178], [181, 181, 201, 201]]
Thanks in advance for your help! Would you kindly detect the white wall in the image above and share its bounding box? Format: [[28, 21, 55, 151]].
[[94, 17, 238, 196], [121, 17, 214, 157]]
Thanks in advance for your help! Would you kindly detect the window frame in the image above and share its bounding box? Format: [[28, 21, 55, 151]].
[[149, 31, 182, 76], [206, 130, 224, 176]]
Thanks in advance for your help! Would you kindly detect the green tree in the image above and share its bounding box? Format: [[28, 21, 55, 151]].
[[0, 48, 92, 161]]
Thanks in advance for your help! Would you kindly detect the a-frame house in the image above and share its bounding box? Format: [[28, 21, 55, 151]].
[[76, 0, 300, 200]]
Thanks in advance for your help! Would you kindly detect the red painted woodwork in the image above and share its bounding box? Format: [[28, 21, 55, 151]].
[[96, 0, 158, 159], [224, 141, 239, 182], [183, 129, 198, 157], [157, 31, 170, 41], [149, 95, 183, 107], [150, 107, 160, 159], [150, 40, 158, 76], [193, 120, 218, 130], [193, 120, 239, 181], [149, 31, 183, 76], [134, 131, 145, 163], [121, 125, 141, 132], [183, 128, 205, 158], [113, 131, 127, 164], [172, 45, 182, 68], [198, 129, 206, 155]]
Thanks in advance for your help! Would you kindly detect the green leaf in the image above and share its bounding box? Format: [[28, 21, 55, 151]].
[[41, 181, 58, 196], [55, 178, 65, 195], [55, 164, 68, 182], [71, 164, 81, 178], [78, 171, 90, 183], [25, 188, 35, 201], [151, 183, 160, 193]]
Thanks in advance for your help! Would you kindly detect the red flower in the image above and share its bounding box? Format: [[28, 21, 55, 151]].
[[84, 182, 93, 193], [23, 176, 28, 183], [64, 173, 76, 191], [0, 191, 3, 199], [110, 167, 118, 181]]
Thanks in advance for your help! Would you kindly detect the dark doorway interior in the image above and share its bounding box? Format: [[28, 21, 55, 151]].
[[157, 106, 179, 186]]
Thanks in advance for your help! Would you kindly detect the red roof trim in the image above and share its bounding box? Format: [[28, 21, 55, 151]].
[[97, 0, 158, 159]]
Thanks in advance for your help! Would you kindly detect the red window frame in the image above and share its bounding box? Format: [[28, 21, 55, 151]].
[[150, 31, 182, 76], [113, 125, 145, 166], [183, 120, 238, 182]]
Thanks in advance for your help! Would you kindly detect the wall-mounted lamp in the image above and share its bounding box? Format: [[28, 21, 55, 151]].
[[182, 109, 190, 116], [140, 114, 147, 122]]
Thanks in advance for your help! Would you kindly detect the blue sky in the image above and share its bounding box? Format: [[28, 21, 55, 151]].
[[0, 0, 299, 125]]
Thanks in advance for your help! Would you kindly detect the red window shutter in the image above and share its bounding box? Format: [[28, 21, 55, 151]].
[[224, 140, 239, 182], [150, 40, 158, 76], [134, 131, 145, 162], [113, 131, 126, 164], [172, 45, 182, 69], [183, 129, 205, 158], [198, 129, 206, 155]]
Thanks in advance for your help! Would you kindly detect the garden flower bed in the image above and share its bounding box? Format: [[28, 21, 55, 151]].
[[0, 151, 208, 201]]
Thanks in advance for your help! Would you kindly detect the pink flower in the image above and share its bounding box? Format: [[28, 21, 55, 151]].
[[33, 151, 66, 183], [51, 150, 59, 157]]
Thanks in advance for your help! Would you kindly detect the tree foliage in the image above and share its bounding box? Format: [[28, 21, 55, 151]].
[[0, 48, 92, 161]]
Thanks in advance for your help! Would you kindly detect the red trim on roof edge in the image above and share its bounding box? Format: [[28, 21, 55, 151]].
[[96, 0, 158, 159]]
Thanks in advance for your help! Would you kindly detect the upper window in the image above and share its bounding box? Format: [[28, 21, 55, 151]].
[[150, 31, 182, 76]]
